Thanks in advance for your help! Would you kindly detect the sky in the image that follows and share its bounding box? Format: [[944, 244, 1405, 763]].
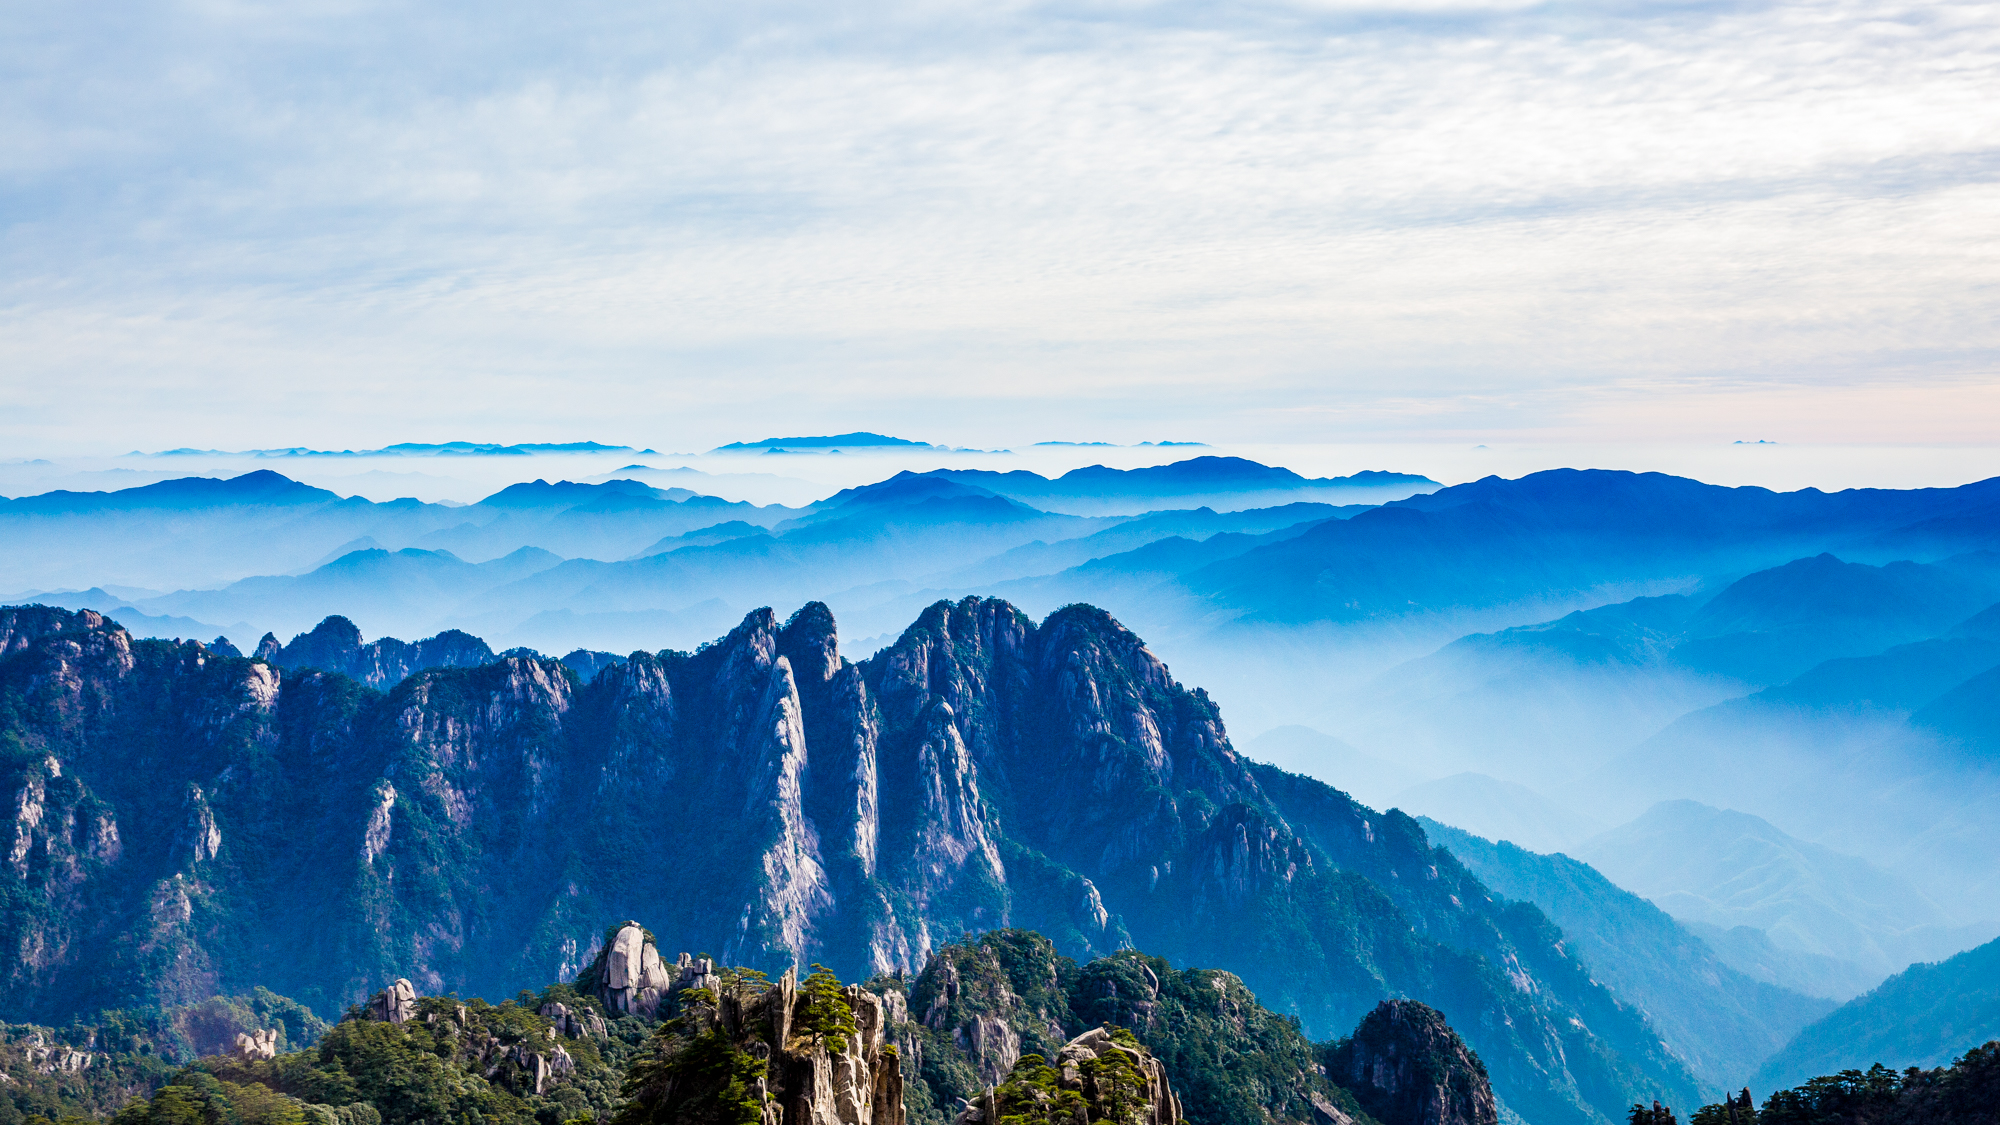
[[3, 0, 1998, 455]]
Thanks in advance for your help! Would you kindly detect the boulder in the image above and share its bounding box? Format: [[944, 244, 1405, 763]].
[[537, 1000, 608, 1039], [595, 922, 672, 1016], [234, 1028, 280, 1060], [368, 979, 417, 1024]]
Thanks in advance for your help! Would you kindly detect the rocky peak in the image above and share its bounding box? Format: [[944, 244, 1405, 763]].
[[368, 979, 417, 1023], [583, 922, 673, 1016], [706, 607, 782, 699], [779, 602, 843, 687], [0, 605, 121, 658], [871, 597, 1035, 738], [955, 1025, 1182, 1125], [263, 616, 498, 688], [284, 616, 364, 671], [1329, 1000, 1497, 1125]]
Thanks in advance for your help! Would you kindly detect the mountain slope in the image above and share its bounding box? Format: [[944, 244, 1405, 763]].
[[1574, 802, 1971, 983], [141, 547, 566, 640], [0, 600, 1702, 1125], [1751, 935, 2000, 1091], [889, 929, 1383, 1125], [1417, 819, 1834, 1088]]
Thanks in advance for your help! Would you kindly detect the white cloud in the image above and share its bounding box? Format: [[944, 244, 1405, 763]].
[[0, 0, 1995, 450]]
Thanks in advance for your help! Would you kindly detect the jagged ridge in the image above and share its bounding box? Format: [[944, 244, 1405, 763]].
[[2, 599, 1699, 1124]]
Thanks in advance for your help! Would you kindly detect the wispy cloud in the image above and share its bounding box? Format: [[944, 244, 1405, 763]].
[[1, 0, 1996, 449]]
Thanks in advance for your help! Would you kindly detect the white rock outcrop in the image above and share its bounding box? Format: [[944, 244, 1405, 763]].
[[368, 978, 417, 1023]]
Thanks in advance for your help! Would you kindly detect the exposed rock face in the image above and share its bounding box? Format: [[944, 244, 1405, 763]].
[[368, 979, 417, 1024], [597, 922, 673, 1016], [954, 1015, 1022, 1086], [898, 930, 1374, 1125], [488, 1035, 575, 1096], [0, 600, 1704, 1125], [234, 1028, 279, 1060], [616, 946, 904, 1125], [20, 1031, 94, 1075], [537, 1000, 608, 1039], [1330, 1001, 1498, 1125], [954, 1027, 1182, 1125], [577, 923, 735, 1021]]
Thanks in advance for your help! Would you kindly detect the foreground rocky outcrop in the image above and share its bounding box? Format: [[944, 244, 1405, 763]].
[[0, 599, 1699, 1125], [1328, 1001, 1498, 1125], [887, 929, 1372, 1125], [954, 1027, 1182, 1125], [602, 932, 905, 1125]]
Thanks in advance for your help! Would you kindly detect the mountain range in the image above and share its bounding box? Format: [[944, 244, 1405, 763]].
[[5, 598, 1709, 1125], [10, 459, 2000, 1123]]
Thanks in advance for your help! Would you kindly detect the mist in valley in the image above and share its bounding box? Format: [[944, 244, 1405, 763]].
[[7, 442, 2000, 1101]]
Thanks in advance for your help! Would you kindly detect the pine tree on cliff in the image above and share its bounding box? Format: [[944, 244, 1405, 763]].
[[798, 965, 858, 1051], [614, 988, 767, 1125]]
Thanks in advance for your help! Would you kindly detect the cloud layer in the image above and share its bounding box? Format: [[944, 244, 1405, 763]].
[[2, 0, 1996, 450]]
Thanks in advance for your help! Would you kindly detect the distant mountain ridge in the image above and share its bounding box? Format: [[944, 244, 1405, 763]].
[[920, 457, 1437, 515], [146, 441, 653, 458], [713, 432, 933, 451], [1751, 934, 2000, 1091], [1573, 802, 1991, 998], [1417, 818, 1836, 1088]]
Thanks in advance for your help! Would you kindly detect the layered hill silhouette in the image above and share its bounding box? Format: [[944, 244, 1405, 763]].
[[1, 599, 1704, 1125], [1417, 819, 1834, 1089], [1751, 933, 2000, 1092], [1575, 802, 1975, 990], [919, 457, 1435, 515]]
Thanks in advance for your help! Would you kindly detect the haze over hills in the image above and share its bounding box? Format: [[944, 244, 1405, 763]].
[[1750, 934, 2000, 1091], [0, 457, 1423, 597], [12, 462, 2000, 938], [1418, 818, 1835, 1089], [7, 453, 2000, 1121], [1575, 802, 1987, 990], [921, 458, 1437, 515], [144, 441, 658, 458]]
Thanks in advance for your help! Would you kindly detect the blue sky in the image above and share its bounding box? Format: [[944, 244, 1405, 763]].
[[2, 0, 1997, 453]]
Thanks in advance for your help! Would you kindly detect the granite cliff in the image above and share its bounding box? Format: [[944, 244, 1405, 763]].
[[1, 599, 1698, 1124], [1328, 1001, 1498, 1125]]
